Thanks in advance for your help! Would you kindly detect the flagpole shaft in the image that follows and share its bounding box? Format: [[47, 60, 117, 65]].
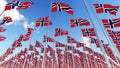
[[0, 11, 4, 17], [70, 43, 75, 68], [22, 55, 27, 68], [12, 61, 16, 68]]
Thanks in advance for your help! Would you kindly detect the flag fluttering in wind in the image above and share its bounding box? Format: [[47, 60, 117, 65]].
[[76, 42, 85, 48], [102, 18, 120, 29], [107, 29, 120, 45], [4, 1, 34, 11], [54, 28, 68, 37], [43, 35, 55, 42], [0, 27, 6, 32], [0, 16, 12, 26], [90, 37, 103, 48], [67, 36, 77, 43], [12, 40, 22, 48], [55, 41, 66, 47], [35, 16, 52, 27], [70, 18, 90, 28], [51, 2, 74, 15], [0, 35, 6, 41], [93, 4, 119, 16], [81, 28, 96, 37]]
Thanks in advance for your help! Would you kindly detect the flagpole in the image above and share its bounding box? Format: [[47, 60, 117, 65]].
[[54, 42, 60, 68], [82, 0, 111, 68], [12, 57, 17, 68], [0, 11, 4, 17], [8, 57, 16, 67], [69, 42, 75, 68], [23, 56, 27, 68], [5, 50, 13, 68]]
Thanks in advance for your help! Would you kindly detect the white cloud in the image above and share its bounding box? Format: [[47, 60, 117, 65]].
[[82, 36, 90, 47], [0, 0, 25, 26], [23, 21, 35, 29]]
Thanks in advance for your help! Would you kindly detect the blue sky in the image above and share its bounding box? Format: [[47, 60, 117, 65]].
[[0, 0, 120, 59]]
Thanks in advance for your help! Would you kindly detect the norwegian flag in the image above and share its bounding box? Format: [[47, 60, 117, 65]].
[[16, 2, 34, 10], [41, 48, 44, 53], [49, 50, 55, 56], [66, 46, 74, 50], [12, 40, 22, 48], [34, 50, 39, 55], [35, 40, 43, 47], [35, 16, 52, 27], [0, 16, 12, 25], [70, 18, 90, 28], [54, 28, 68, 37], [83, 46, 89, 51], [51, 2, 73, 15], [107, 29, 120, 40], [23, 48, 28, 55], [43, 35, 55, 42], [76, 42, 85, 48], [73, 49, 80, 54], [0, 27, 6, 32], [4, 1, 20, 11], [113, 40, 120, 46], [107, 29, 120, 45], [116, 45, 120, 52], [27, 27, 34, 34], [116, 45, 120, 49], [4, 1, 34, 11], [18, 50, 26, 57], [47, 45, 54, 52], [93, 4, 119, 16], [29, 44, 35, 51], [22, 34, 31, 41], [81, 28, 96, 37], [90, 37, 103, 48], [67, 36, 77, 43], [26, 54, 31, 62], [102, 18, 120, 29], [6, 48, 13, 55], [103, 44, 116, 61], [83, 46, 93, 54], [55, 41, 66, 47], [18, 34, 24, 41], [0, 35, 6, 41], [56, 48, 63, 54]]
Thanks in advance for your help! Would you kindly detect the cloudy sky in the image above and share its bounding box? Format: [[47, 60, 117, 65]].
[[0, 0, 119, 59]]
